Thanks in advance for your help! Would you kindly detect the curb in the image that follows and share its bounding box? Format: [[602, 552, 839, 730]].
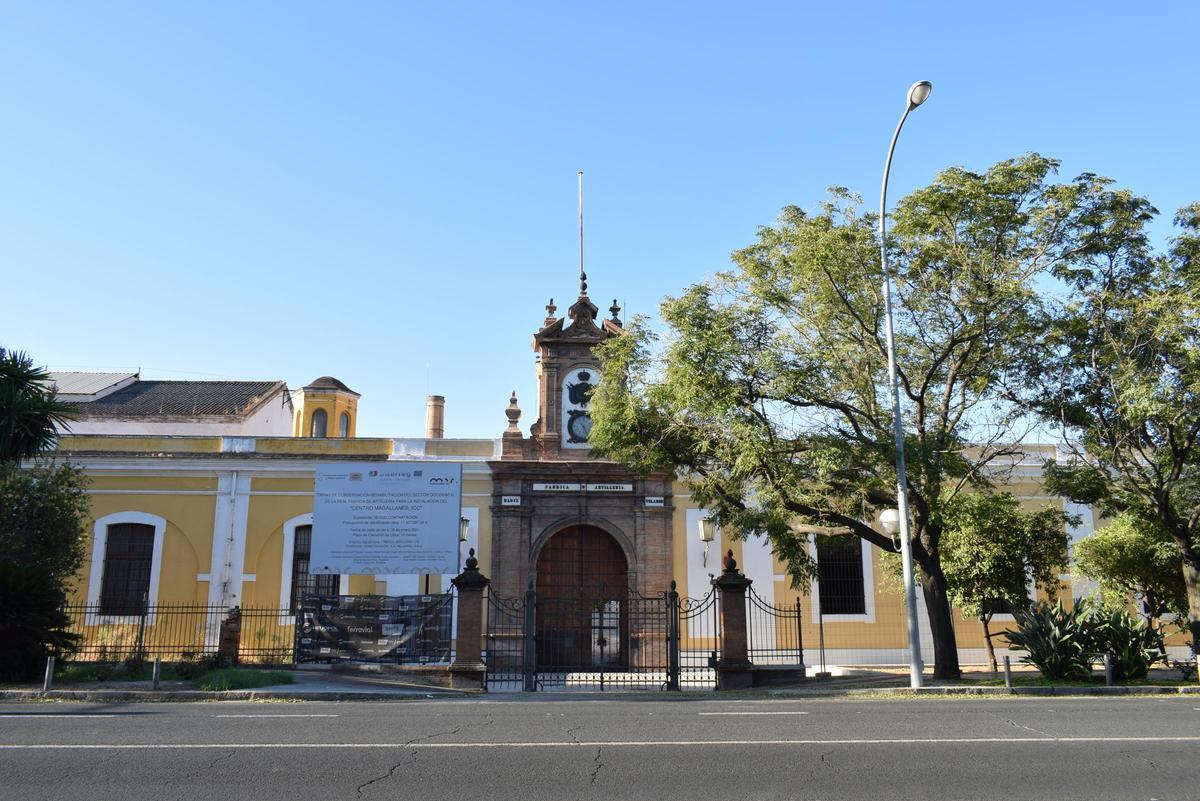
[[767, 685, 1200, 698], [0, 689, 472, 703], [2, 685, 1197, 703]]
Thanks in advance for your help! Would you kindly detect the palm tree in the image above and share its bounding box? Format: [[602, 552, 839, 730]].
[[0, 348, 75, 462]]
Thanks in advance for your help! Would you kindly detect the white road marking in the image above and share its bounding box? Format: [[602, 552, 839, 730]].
[[3, 736, 1200, 750], [0, 715, 119, 719], [698, 712, 809, 716], [213, 714, 339, 718]]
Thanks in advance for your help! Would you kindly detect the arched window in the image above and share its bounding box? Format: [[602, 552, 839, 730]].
[[338, 411, 350, 438], [99, 523, 156, 615], [86, 511, 167, 621], [289, 524, 340, 611], [310, 409, 327, 438]]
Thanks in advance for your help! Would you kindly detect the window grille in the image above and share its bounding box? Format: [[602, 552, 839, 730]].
[[99, 523, 155, 615], [816, 535, 866, 615], [291, 524, 339, 611]]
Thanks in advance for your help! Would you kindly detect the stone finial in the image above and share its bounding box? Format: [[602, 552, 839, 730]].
[[722, 549, 738, 573], [465, 547, 478, 571], [609, 299, 621, 323], [544, 298, 557, 326], [505, 391, 522, 432], [579, 270, 588, 297]]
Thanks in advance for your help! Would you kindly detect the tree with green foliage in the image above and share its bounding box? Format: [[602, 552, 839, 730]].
[[0, 348, 87, 679], [934, 493, 1072, 672], [590, 154, 1104, 680], [1027, 198, 1200, 656], [0, 348, 74, 463], [1073, 514, 1187, 632]]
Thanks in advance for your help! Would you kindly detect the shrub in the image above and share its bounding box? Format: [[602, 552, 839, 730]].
[[1084, 602, 1165, 680], [1004, 599, 1093, 681], [0, 564, 80, 681], [175, 652, 234, 680]]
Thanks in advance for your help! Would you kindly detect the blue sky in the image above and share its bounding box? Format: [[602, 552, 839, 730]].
[[4, 2, 1196, 438]]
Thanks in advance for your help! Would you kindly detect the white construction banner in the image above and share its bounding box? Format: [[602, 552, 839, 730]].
[[311, 462, 462, 575]]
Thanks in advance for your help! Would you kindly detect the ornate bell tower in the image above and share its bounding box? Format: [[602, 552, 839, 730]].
[[521, 274, 624, 460], [487, 174, 674, 600]]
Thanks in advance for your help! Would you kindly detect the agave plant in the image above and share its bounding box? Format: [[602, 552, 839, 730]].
[[1004, 600, 1094, 681], [1081, 601, 1166, 680]]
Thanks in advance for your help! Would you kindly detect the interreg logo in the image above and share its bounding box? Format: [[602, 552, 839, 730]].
[[368, 470, 379, 477]]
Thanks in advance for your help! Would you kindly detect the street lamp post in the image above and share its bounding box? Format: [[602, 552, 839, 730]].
[[880, 80, 932, 689]]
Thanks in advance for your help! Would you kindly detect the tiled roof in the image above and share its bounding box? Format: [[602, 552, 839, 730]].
[[303, 376, 359, 395], [75, 380, 287, 418]]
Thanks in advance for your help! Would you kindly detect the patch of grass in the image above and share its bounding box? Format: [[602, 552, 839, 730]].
[[196, 668, 294, 691], [55, 661, 186, 683], [967, 674, 1193, 688]]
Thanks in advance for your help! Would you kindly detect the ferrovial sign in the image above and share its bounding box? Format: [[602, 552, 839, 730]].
[[311, 462, 462, 575]]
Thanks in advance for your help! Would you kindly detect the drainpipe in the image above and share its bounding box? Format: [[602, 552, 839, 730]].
[[219, 471, 239, 609]]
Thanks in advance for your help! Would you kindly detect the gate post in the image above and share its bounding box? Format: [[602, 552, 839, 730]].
[[713, 550, 754, 690], [450, 549, 490, 690], [217, 606, 242, 666], [523, 581, 537, 692], [667, 581, 681, 691]]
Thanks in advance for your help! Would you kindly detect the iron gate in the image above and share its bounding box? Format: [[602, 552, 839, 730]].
[[483, 581, 720, 691]]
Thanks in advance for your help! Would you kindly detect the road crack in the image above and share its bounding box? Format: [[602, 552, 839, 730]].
[[1120, 749, 1158, 770], [1005, 718, 1054, 738], [353, 725, 463, 798], [589, 745, 603, 785]]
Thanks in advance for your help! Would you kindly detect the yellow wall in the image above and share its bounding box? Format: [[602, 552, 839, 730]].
[[293, 391, 358, 438]]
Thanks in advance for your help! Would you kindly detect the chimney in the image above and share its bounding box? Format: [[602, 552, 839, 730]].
[[425, 395, 445, 439]]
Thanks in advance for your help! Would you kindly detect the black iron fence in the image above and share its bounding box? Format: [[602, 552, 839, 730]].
[[60, 594, 454, 666], [746, 587, 804, 666], [483, 582, 722, 691]]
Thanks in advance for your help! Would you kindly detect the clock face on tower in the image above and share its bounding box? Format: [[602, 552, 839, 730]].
[[561, 367, 596, 449], [567, 409, 593, 443]]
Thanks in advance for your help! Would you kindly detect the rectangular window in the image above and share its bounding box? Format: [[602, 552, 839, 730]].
[[982, 596, 1015, 616], [99, 523, 155, 615], [816, 535, 866, 615], [291, 525, 340, 612]]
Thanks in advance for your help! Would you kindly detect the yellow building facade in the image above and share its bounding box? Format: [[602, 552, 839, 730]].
[[52, 282, 1162, 671]]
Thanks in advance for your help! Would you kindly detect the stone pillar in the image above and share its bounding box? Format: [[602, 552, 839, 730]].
[[217, 606, 242, 666], [713, 550, 753, 690], [450, 548, 490, 691]]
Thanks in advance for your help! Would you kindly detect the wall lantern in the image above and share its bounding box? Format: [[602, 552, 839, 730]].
[[698, 516, 718, 566], [459, 516, 471, 543]]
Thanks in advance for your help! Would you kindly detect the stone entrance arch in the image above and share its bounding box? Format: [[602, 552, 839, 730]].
[[534, 525, 630, 669]]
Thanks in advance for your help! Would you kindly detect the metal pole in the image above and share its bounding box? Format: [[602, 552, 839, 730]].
[[667, 582, 680, 691], [880, 97, 925, 690], [152, 657, 162, 691], [1003, 655, 1013, 690], [42, 656, 55, 693], [795, 596, 804, 670], [523, 582, 537, 692], [1103, 653, 1114, 686]]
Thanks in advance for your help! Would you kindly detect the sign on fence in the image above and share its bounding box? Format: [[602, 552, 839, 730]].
[[311, 461, 462, 575], [295, 594, 452, 663]]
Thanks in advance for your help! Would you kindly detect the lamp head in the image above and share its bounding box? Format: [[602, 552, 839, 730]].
[[459, 516, 470, 543], [879, 508, 902, 535], [906, 80, 932, 110], [698, 516, 717, 544]]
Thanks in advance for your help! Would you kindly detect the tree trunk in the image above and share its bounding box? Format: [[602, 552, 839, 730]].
[[918, 563, 962, 680], [981, 613, 998, 674], [1182, 555, 1200, 657]]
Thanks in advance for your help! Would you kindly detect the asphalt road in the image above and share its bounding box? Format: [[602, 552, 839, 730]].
[[1, 695, 1198, 801]]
